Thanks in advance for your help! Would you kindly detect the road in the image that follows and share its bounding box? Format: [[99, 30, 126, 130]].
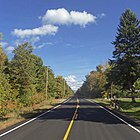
[[0, 96, 140, 140]]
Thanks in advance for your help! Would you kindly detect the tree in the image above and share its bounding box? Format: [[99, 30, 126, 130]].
[[0, 34, 8, 72], [77, 63, 108, 98], [0, 34, 11, 116], [63, 80, 73, 97], [32, 55, 45, 93], [111, 9, 140, 102], [9, 42, 36, 106], [133, 78, 140, 91], [133, 78, 140, 97], [55, 76, 64, 98], [47, 68, 57, 97]]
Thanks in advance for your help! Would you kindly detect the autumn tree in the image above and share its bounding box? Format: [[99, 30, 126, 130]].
[[0, 33, 11, 116], [77, 64, 108, 98]]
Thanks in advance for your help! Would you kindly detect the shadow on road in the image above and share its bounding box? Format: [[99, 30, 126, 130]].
[[19, 98, 140, 129]]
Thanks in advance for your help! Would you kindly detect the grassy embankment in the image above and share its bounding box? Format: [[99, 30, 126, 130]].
[[91, 98, 140, 122], [0, 98, 67, 131]]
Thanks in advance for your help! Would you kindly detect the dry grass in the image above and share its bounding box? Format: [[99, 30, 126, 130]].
[[0, 98, 66, 131]]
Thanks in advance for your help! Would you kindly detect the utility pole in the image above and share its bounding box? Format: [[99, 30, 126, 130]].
[[63, 79, 65, 97], [46, 66, 49, 99], [111, 82, 113, 99]]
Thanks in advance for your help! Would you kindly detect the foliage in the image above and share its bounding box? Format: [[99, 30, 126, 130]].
[[0, 34, 11, 116], [111, 9, 140, 91], [107, 9, 140, 102], [9, 42, 36, 104], [77, 9, 140, 102], [47, 68, 57, 97], [133, 78, 140, 90], [55, 76, 64, 98], [77, 63, 108, 98], [32, 55, 45, 93], [0, 39, 73, 117]]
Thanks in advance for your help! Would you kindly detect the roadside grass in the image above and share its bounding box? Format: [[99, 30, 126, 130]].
[[0, 98, 66, 131], [92, 98, 140, 123], [119, 98, 140, 121]]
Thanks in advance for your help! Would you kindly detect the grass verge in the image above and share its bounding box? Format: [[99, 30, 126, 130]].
[[91, 98, 140, 123], [0, 98, 66, 131]]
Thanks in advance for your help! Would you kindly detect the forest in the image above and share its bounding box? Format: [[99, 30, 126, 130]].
[[0, 41, 73, 118]]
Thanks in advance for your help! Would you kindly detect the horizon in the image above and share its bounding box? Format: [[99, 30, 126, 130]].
[[0, 0, 140, 90]]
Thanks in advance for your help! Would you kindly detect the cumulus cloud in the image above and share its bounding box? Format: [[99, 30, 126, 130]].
[[12, 8, 98, 40], [5, 46, 15, 54], [42, 8, 96, 27], [12, 24, 58, 38], [65, 75, 83, 91]]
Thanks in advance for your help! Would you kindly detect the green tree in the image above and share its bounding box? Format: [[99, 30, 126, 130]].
[[47, 68, 57, 97], [55, 76, 64, 98], [63, 80, 73, 97], [32, 55, 45, 93], [111, 9, 140, 102], [133, 78, 140, 91], [133, 78, 140, 97], [0, 34, 11, 116], [9, 42, 36, 106]]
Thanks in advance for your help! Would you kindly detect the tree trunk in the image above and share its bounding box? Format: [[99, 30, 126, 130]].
[[131, 87, 136, 103], [132, 96, 136, 103]]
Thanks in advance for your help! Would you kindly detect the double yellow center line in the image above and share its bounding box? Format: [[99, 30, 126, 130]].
[[63, 98, 79, 140]]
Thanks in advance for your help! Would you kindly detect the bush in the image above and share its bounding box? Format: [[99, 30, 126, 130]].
[[20, 94, 32, 106]]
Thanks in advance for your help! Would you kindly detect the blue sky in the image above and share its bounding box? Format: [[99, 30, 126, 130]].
[[0, 0, 140, 90]]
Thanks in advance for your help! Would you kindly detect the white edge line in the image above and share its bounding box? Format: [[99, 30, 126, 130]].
[[0, 97, 71, 137], [86, 99, 140, 134]]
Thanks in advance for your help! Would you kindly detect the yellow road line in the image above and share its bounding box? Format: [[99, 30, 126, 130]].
[[77, 98, 79, 104], [75, 114, 78, 120], [63, 98, 79, 140]]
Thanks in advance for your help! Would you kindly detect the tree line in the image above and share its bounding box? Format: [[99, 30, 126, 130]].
[[77, 9, 140, 102], [0, 40, 73, 117]]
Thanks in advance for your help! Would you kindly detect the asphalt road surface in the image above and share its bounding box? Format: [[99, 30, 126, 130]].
[[0, 96, 140, 140]]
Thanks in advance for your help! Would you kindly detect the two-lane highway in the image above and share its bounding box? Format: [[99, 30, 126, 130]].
[[0, 97, 140, 140]]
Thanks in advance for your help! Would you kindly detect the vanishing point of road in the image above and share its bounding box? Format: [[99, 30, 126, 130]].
[[0, 96, 140, 140]]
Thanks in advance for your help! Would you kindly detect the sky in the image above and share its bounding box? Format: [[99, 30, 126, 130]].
[[0, 0, 140, 91]]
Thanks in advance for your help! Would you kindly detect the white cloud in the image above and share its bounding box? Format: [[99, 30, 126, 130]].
[[14, 39, 23, 46], [46, 42, 53, 45], [30, 36, 40, 43], [12, 8, 99, 40], [12, 24, 58, 38], [5, 46, 15, 54], [98, 13, 106, 19], [34, 42, 53, 49], [1, 42, 8, 48], [42, 8, 70, 25], [65, 75, 83, 91], [13, 36, 40, 47], [42, 8, 96, 27], [1, 42, 14, 53], [70, 11, 96, 27]]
